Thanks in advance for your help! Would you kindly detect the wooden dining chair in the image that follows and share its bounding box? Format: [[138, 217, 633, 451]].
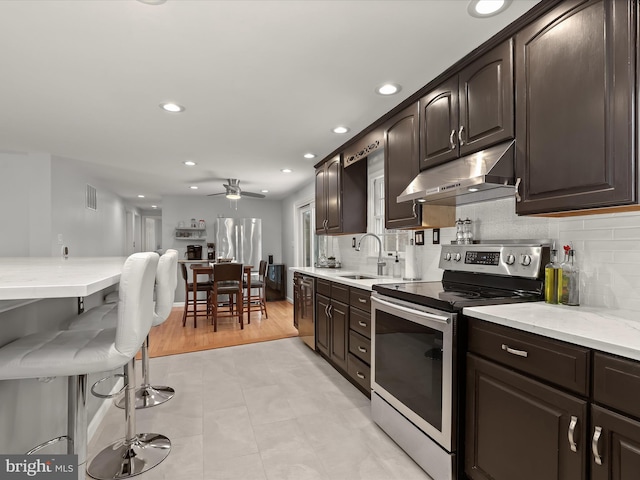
[[211, 262, 244, 332], [245, 259, 268, 319], [180, 262, 212, 328]]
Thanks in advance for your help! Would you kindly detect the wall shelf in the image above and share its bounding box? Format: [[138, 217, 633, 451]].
[[175, 227, 206, 240]]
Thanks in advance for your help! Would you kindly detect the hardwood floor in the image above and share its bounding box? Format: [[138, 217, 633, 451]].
[[147, 300, 298, 358]]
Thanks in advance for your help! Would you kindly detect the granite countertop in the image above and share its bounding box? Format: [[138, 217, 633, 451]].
[[0, 256, 127, 300], [289, 266, 407, 291], [464, 302, 640, 362]]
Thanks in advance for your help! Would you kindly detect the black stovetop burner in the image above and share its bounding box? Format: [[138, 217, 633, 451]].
[[372, 270, 544, 313]]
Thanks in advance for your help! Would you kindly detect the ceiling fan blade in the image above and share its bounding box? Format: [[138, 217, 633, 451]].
[[207, 192, 226, 196], [241, 191, 266, 198]]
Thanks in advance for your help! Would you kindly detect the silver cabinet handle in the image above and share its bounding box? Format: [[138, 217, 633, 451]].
[[412, 201, 418, 218], [458, 125, 465, 146], [324, 304, 329, 318], [358, 298, 367, 304], [501, 344, 528, 358], [356, 372, 366, 379], [358, 346, 367, 353], [358, 321, 368, 327], [592, 426, 603, 466], [568, 416, 578, 453], [449, 129, 456, 149], [328, 304, 333, 318], [515, 177, 522, 202]]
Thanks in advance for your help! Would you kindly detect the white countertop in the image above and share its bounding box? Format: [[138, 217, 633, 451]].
[[0, 257, 127, 300], [289, 266, 407, 291], [464, 303, 640, 362]]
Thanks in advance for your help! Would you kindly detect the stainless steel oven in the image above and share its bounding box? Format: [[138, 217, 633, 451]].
[[370, 241, 550, 480]]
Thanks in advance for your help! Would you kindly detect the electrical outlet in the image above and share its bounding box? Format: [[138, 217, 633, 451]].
[[433, 228, 440, 244], [352, 237, 356, 248], [57, 234, 64, 245]]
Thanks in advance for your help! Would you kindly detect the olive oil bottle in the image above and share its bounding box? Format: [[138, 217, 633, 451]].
[[544, 245, 562, 304]]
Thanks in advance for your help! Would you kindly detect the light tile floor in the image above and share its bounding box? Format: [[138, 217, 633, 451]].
[[88, 338, 433, 480]]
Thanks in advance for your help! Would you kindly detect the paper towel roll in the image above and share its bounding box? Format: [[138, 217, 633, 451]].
[[404, 244, 421, 280]]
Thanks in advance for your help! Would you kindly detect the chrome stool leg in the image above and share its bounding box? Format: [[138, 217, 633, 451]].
[[115, 335, 174, 410], [88, 358, 170, 479]]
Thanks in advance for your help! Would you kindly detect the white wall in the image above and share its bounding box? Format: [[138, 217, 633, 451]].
[[0, 152, 52, 256], [282, 182, 315, 301], [51, 156, 128, 257], [162, 194, 284, 302]]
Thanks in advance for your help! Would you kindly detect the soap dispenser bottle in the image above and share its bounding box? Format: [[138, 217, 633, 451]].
[[392, 252, 401, 278]]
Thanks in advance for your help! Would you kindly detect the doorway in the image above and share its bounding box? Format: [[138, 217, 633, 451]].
[[296, 201, 316, 268]]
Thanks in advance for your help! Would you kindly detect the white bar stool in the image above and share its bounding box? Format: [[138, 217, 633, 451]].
[[0, 252, 164, 480], [70, 249, 179, 409]]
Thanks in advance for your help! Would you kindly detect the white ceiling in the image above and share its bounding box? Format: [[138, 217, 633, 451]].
[[0, 0, 539, 210]]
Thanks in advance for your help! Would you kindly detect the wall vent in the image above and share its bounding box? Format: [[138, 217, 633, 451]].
[[86, 184, 97, 210]]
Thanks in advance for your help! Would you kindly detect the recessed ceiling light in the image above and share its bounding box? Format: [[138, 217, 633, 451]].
[[190, 185, 198, 190], [468, 0, 512, 18], [151, 205, 158, 208], [137, 195, 145, 198], [333, 126, 350, 134], [261, 189, 269, 193], [303, 153, 316, 159], [376, 83, 402, 95], [183, 161, 196, 166], [160, 102, 185, 113], [137, 0, 166, 4], [281, 169, 292, 173]]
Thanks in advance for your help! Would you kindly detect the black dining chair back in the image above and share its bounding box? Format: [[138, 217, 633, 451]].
[[211, 263, 244, 331]]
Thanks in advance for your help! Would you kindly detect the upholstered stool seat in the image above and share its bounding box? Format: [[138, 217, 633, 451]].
[[0, 252, 162, 480]]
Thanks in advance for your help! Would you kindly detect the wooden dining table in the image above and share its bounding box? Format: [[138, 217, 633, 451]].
[[190, 263, 253, 325]]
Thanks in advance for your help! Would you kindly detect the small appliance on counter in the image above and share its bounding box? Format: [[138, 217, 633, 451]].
[[207, 243, 216, 260], [185, 245, 202, 260]]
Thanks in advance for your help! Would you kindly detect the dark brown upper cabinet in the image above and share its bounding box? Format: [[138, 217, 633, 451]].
[[420, 39, 514, 170], [515, 0, 635, 215], [315, 154, 367, 235], [384, 103, 422, 229]]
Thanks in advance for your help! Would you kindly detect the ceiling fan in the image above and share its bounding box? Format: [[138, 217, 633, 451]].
[[207, 179, 265, 199]]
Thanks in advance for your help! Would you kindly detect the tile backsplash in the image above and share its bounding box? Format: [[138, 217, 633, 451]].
[[332, 197, 640, 312]]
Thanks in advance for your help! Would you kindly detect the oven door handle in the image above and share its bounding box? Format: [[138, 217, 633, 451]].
[[372, 296, 451, 324]]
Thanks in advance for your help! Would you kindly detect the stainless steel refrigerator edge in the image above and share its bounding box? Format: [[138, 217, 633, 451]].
[[294, 272, 315, 349], [215, 218, 262, 267]]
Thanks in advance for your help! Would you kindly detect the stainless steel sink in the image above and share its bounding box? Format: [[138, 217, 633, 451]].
[[338, 274, 377, 280]]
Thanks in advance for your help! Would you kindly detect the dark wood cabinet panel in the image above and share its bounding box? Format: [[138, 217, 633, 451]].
[[384, 102, 422, 229], [315, 154, 367, 234], [591, 404, 640, 480], [329, 299, 349, 371], [420, 76, 459, 169], [315, 294, 330, 357], [420, 39, 514, 172], [459, 38, 514, 156], [515, 0, 635, 214], [594, 352, 640, 420], [466, 353, 587, 480]]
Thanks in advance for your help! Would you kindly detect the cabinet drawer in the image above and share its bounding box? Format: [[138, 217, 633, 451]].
[[331, 283, 349, 303], [349, 330, 371, 364], [347, 353, 371, 392], [594, 352, 640, 420], [316, 278, 331, 297], [468, 319, 590, 396], [349, 288, 371, 313], [349, 308, 371, 339]]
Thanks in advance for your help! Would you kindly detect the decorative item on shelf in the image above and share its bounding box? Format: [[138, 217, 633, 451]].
[[199, 219, 206, 228], [178, 221, 185, 228], [190, 218, 197, 228]]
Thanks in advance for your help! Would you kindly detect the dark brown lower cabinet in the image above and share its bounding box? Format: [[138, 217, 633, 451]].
[[466, 353, 587, 480], [314, 292, 348, 372], [591, 405, 640, 480]]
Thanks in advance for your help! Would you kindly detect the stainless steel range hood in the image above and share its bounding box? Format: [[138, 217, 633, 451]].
[[398, 140, 516, 206]]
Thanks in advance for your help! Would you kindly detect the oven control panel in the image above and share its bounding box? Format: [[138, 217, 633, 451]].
[[439, 243, 550, 278]]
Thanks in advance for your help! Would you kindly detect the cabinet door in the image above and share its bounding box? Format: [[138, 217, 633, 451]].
[[466, 354, 587, 480], [325, 156, 342, 233], [384, 102, 421, 229], [458, 38, 514, 156], [515, 0, 635, 214], [315, 294, 330, 357], [591, 404, 640, 480], [329, 299, 349, 371], [315, 166, 327, 233], [419, 75, 459, 169]]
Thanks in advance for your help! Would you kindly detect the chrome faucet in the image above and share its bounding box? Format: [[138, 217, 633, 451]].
[[355, 233, 386, 275]]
